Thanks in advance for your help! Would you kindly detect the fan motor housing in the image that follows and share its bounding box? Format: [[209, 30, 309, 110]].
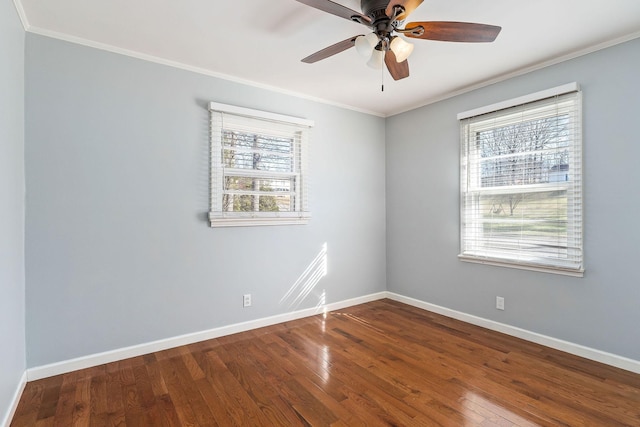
[[361, 0, 390, 18]]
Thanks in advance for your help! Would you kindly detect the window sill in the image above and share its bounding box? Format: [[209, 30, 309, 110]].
[[209, 212, 311, 228], [458, 254, 584, 277]]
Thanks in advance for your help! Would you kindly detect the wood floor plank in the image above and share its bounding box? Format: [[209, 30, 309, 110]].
[[215, 342, 277, 404], [200, 350, 271, 426], [71, 377, 91, 427], [141, 353, 168, 397], [12, 299, 640, 426], [35, 376, 64, 422], [193, 377, 236, 427], [293, 375, 362, 427], [51, 371, 79, 427], [89, 373, 107, 423], [154, 394, 182, 427], [280, 378, 339, 426], [156, 357, 206, 427], [10, 382, 44, 427], [488, 352, 640, 425]]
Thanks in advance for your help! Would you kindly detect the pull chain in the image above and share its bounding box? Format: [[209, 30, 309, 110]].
[[381, 57, 385, 92]]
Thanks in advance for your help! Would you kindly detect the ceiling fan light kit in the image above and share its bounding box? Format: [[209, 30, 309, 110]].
[[295, 0, 501, 82], [355, 32, 380, 57], [389, 36, 414, 62], [367, 48, 385, 69]]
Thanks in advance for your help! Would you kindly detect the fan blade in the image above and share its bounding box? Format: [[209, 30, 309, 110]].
[[295, 0, 371, 24], [386, 0, 424, 20], [404, 21, 501, 42], [384, 50, 410, 80], [302, 35, 362, 63]]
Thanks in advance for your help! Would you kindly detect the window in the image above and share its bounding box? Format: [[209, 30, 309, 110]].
[[209, 102, 313, 227], [458, 83, 583, 276]]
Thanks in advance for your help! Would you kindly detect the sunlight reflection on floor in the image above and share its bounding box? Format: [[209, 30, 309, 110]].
[[461, 390, 537, 426]]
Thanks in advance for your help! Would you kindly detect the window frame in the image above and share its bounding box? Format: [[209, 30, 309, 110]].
[[458, 83, 584, 276], [208, 102, 313, 227]]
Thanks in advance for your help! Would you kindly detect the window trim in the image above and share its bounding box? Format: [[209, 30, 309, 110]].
[[458, 83, 584, 277], [208, 102, 313, 227], [209, 102, 314, 128], [457, 82, 579, 120]]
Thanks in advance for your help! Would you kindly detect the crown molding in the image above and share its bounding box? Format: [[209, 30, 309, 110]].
[[387, 30, 640, 117], [24, 25, 385, 118], [11, 0, 29, 31]]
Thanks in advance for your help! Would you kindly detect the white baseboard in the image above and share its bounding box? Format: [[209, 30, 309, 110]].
[[1, 371, 27, 427], [386, 292, 640, 375], [26, 290, 640, 382], [26, 292, 387, 381]]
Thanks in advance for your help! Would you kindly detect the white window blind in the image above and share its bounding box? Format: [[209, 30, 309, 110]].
[[209, 102, 313, 227], [459, 85, 583, 276]]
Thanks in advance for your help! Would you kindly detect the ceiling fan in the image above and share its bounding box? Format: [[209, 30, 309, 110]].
[[295, 0, 501, 81]]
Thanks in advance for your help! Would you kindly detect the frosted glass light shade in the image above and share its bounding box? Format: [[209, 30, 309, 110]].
[[390, 37, 414, 62], [366, 48, 384, 69], [355, 33, 379, 57]]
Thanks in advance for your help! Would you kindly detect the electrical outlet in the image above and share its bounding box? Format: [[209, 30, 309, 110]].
[[243, 294, 252, 308], [496, 296, 505, 310]]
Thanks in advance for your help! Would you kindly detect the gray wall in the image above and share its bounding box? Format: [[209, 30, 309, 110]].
[[0, 0, 26, 421], [21, 26, 640, 370], [386, 37, 640, 360], [24, 34, 387, 367]]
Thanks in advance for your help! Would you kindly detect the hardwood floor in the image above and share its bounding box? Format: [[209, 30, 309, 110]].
[[11, 299, 640, 426]]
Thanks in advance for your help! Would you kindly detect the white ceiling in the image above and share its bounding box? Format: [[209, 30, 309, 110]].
[[16, 0, 640, 116]]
